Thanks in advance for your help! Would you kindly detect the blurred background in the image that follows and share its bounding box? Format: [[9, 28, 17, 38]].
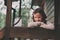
[[0, 0, 54, 29]]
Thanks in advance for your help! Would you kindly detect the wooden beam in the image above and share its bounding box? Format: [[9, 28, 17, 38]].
[[54, 0, 60, 40], [4, 0, 18, 6], [4, 0, 12, 40], [10, 27, 55, 39]]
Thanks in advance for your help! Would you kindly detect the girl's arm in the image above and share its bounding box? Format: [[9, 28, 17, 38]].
[[40, 21, 54, 30], [28, 22, 41, 28], [28, 21, 54, 30]]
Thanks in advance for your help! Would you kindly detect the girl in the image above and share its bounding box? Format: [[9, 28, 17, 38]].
[[28, 8, 54, 30]]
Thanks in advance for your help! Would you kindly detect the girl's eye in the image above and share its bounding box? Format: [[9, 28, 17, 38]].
[[34, 17, 37, 18], [39, 17, 42, 18]]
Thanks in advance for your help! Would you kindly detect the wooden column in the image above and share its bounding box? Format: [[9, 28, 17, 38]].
[[55, 0, 60, 40], [4, 0, 12, 40]]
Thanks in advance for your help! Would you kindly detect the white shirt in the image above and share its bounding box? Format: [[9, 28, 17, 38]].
[[28, 21, 54, 30]]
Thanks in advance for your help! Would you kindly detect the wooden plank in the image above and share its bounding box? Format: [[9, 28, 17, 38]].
[[10, 27, 55, 39]]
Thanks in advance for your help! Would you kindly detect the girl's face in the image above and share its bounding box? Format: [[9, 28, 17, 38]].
[[33, 13, 42, 22]]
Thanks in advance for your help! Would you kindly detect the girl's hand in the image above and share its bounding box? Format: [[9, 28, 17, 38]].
[[28, 22, 41, 28]]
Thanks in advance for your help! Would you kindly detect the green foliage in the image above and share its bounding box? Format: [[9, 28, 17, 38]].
[[0, 12, 6, 30], [21, 8, 30, 27]]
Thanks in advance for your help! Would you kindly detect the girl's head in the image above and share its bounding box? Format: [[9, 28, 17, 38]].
[[32, 8, 47, 23]]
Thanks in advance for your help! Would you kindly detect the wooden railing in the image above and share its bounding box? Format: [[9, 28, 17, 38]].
[[10, 27, 55, 39], [0, 27, 55, 40]]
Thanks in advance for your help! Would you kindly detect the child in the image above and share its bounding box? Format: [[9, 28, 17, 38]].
[[28, 8, 54, 30]]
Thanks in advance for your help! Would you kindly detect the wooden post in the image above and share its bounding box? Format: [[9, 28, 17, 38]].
[[4, 0, 12, 40], [54, 0, 60, 40]]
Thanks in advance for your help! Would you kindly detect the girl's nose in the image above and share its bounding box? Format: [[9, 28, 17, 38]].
[[37, 18, 41, 22]]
